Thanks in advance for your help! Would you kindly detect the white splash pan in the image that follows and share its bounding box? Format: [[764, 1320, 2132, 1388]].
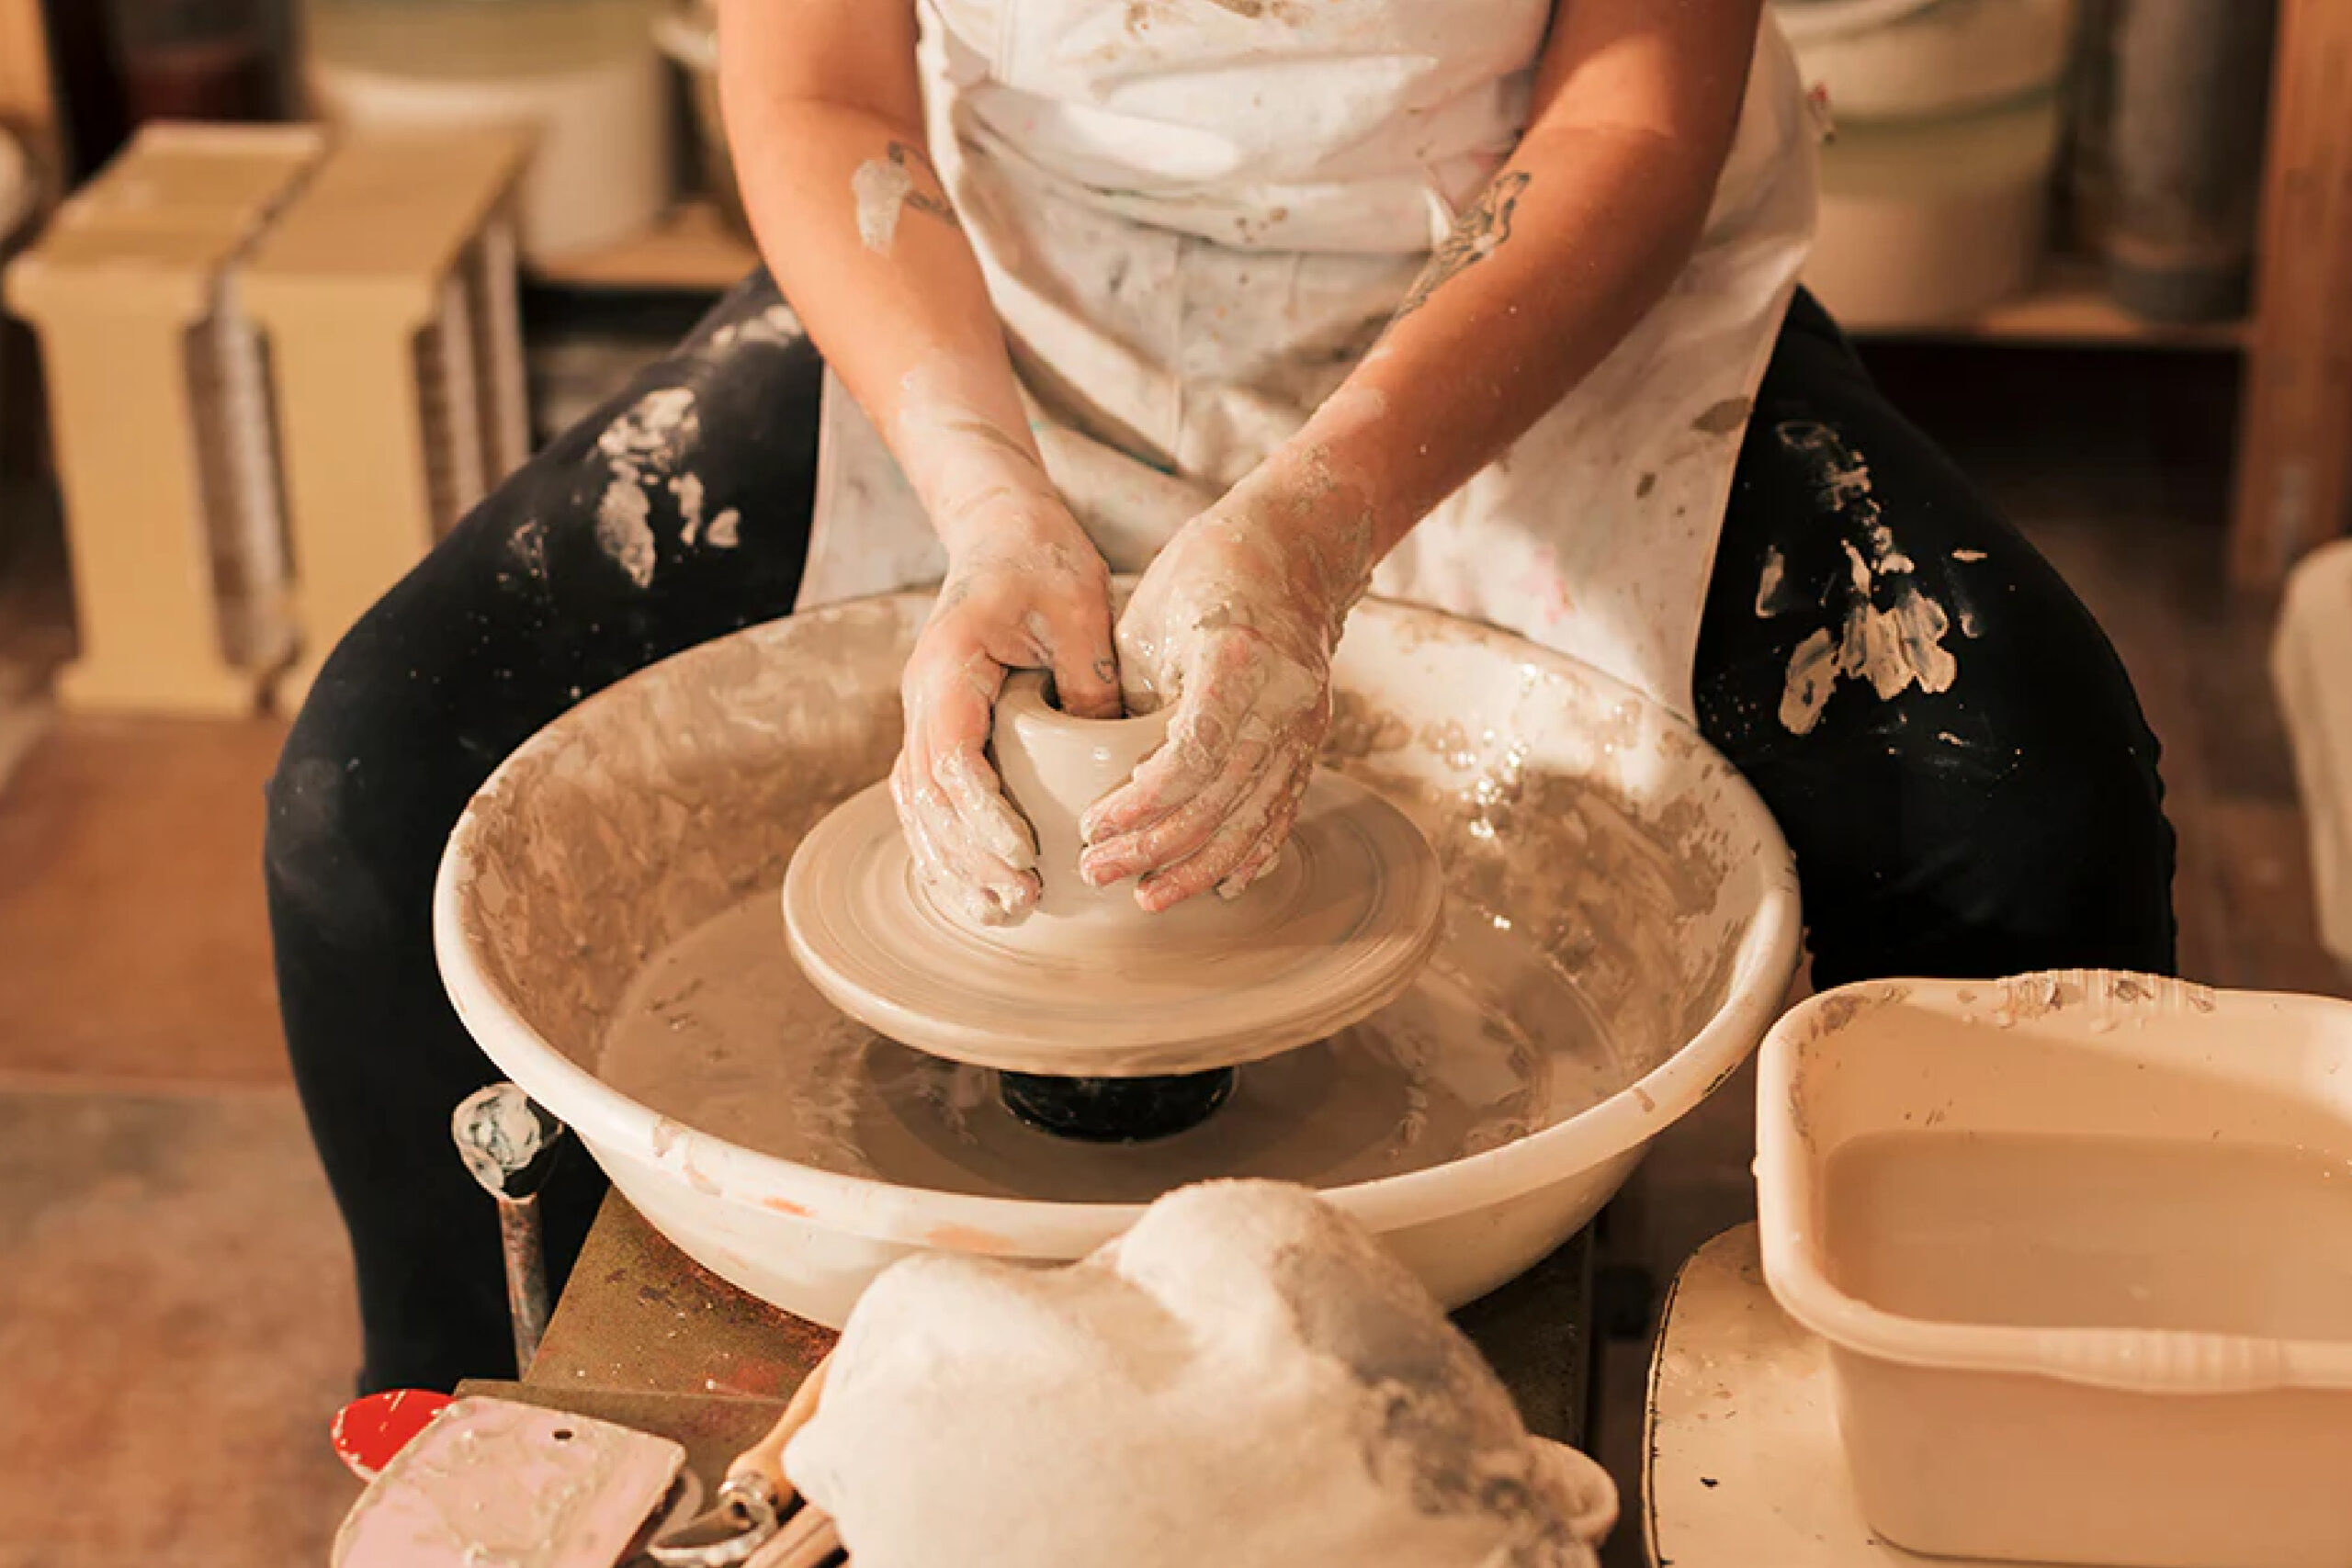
[[435, 593, 1802, 1326]]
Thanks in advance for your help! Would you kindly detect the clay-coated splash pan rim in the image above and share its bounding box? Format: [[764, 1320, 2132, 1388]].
[[434, 592, 1804, 1251], [1755, 972, 2352, 1394]]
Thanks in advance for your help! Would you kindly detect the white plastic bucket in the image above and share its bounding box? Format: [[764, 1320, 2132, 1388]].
[[303, 0, 671, 262], [1803, 90, 2062, 327], [1758, 973, 2352, 1568], [1777, 0, 2078, 121]]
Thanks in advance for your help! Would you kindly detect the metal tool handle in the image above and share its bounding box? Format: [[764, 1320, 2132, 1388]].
[[492, 1201, 551, 1376], [450, 1084, 568, 1374]]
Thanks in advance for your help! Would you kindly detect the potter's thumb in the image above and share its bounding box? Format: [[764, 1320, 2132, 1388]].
[[1051, 639, 1124, 721], [1109, 617, 1176, 718]]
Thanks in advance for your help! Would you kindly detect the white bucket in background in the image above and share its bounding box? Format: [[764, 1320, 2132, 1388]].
[[1776, 0, 2078, 121], [1802, 91, 2063, 328], [1774, 0, 2076, 326], [302, 0, 671, 263], [652, 1, 741, 231]]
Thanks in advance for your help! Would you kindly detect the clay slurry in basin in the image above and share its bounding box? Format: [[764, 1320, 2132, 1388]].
[[1825, 1129, 2352, 1340], [782, 671, 1447, 1101], [602, 892, 1623, 1203]]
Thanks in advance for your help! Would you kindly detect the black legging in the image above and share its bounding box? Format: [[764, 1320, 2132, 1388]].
[[266, 277, 2176, 1393]]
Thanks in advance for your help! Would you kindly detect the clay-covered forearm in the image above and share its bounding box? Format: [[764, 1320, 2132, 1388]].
[[715, 0, 1053, 553], [1250, 0, 1765, 572]]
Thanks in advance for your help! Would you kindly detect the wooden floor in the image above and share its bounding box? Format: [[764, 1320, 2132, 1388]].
[[0, 339, 2339, 1565]]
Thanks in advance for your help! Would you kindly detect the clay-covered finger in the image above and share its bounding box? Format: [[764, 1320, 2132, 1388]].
[[889, 752, 958, 889], [933, 742, 1035, 872], [1216, 761, 1312, 899], [1134, 753, 1296, 912], [1216, 838, 1284, 901], [892, 747, 1037, 924], [910, 648, 1001, 774], [892, 693, 967, 867], [1078, 736, 1269, 887], [1080, 659, 1261, 844], [927, 808, 1039, 923], [1044, 600, 1123, 721], [889, 752, 962, 894], [915, 654, 1034, 877]]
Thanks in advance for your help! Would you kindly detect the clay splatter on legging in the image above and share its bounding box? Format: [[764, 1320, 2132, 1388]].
[[1767, 421, 1964, 736]]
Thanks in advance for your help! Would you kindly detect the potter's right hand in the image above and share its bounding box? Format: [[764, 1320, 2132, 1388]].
[[891, 501, 1121, 925]]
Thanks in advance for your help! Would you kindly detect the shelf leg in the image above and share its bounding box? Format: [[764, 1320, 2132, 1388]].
[[2231, 0, 2352, 588]]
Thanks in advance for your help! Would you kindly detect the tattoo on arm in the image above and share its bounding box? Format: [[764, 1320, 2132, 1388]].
[[888, 141, 964, 231], [1391, 171, 1530, 321]]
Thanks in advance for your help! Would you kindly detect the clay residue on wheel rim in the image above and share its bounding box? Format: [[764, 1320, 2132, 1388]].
[[447, 597, 918, 1055], [1323, 628, 1755, 1074]]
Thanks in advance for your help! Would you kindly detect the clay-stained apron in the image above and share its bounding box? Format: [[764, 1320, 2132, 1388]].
[[796, 0, 1822, 724]]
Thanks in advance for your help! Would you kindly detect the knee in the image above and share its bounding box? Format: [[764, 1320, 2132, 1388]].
[[266, 610, 469, 953], [1940, 653, 2178, 976], [2011, 708, 2171, 877], [1758, 582, 2179, 983], [265, 677, 401, 954]]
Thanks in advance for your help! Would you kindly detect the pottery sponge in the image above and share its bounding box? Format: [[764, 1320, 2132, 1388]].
[[786, 1179, 1614, 1568]]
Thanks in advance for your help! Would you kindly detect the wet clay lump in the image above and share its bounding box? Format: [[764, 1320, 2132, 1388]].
[[782, 672, 1447, 1077]]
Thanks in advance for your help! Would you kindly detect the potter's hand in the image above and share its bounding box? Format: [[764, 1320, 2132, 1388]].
[[1080, 484, 1372, 910], [892, 502, 1120, 925]]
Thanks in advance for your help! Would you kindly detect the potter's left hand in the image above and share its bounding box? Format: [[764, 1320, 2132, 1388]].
[[1079, 480, 1374, 910]]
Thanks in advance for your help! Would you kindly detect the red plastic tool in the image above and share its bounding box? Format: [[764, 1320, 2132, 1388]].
[[332, 1389, 455, 1482]]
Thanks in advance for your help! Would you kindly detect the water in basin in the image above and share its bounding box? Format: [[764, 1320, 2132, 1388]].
[[599, 890, 1624, 1204], [1826, 1129, 2352, 1341]]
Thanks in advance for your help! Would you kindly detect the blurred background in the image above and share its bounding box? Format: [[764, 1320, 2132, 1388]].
[[0, 1, 2344, 1563]]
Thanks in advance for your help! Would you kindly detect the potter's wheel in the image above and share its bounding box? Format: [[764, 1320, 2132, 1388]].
[[434, 595, 1805, 1327], [784, 673, 1447, 1095]]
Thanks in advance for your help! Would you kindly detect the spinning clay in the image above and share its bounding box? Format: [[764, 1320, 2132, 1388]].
[[784, 672, 1445, 1078], [784, 1179, 1616, 1568]]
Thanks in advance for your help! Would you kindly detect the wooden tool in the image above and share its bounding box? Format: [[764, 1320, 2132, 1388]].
[[646, 1355, 842, 1567]]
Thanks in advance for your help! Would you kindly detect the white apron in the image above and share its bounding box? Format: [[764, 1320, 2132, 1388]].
[[796, 0, 1822, 720]]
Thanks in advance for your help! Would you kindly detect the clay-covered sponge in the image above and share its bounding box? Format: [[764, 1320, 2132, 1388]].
[[782, 674, 1445, 1077], [784, 1180, 1617, 1568]]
